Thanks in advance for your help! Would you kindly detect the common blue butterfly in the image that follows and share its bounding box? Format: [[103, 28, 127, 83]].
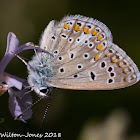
[[1, 15, 139, 123]]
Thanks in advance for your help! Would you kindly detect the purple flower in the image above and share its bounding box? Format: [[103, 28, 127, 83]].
[[0, 32, 53, 77], [0, 32, 50, 122], [8, 88, 33, 123]]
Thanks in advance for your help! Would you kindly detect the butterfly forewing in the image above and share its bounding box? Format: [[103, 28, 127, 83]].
[[39, 15, 140, 90]]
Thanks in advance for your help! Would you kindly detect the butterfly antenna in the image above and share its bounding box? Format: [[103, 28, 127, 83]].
[[40, 96, 51, 128], [14, 97, 43, 120]]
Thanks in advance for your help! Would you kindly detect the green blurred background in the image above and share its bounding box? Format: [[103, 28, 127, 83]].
[[0, 0, 140, 139]]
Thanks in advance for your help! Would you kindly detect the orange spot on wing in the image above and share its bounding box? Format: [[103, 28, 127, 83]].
[[118, 62, 123, 67], [97, 44, 103, 51], [92, 29, 97, 36], [111, 56, 117, 63], [123, 69, 128, 74], [95, 53, 101, 60], [97, 35, 102, 41], [74, 25, 81, 31], [84, 27, 91, 34], [64, 24, 68, 29]]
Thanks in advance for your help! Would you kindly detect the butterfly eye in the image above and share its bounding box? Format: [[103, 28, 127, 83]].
[[40, 88, 49, 94]]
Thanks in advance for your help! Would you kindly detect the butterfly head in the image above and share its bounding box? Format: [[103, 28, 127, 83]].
[[27, 54, 54, 97]]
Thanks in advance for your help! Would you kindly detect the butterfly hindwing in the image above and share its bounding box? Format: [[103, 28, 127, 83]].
[[47, 43, 139, 90]]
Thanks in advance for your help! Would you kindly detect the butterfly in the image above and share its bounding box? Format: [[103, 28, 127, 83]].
[[27, 15, 140, 97]]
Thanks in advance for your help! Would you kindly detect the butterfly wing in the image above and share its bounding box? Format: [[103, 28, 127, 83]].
[[40, 15, 140, 90]]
